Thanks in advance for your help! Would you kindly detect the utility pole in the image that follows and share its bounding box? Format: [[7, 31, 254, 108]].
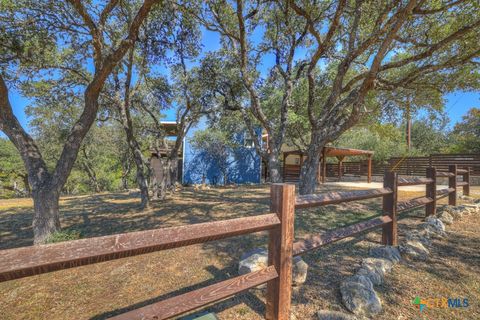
[[406, 96, 411, 151]]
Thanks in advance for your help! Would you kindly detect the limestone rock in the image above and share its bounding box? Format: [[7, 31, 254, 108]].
[[369, 246, 401, 264], [420, 224, 446, 239], [463, 203, 480, 214], [340, 275, 382, 317], [437, 211, 454, 225], [443, 205, 464, 220], [238, 248, 308, 286], [442, 205, 455, 212], [239, 248, 268, 275], [423, 217, 446, 238], [292, 256, 309, 286], [460, 195, 475, 203], [405, 229, 432, 247], [317, 310, 357, 320], [399, 240, 430, 260], [355, 258, 393, 286]]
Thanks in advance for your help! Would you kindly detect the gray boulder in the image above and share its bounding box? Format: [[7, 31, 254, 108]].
[[399, 240, 430, 260], [405, 229, 431, 247], [292, 256, 309, 285], [425, 216, 445, 232], [443, 205, 464, 220], [437, 211, 454, 225], [420, 224, 446, 239], [355, 258, 393, 286], [238, 248, 308, 286], [369, 246, 401, 264], [239, 248, 268, 275], [462, 203, 480, 214], [317, 310, 357, 320], [340, 275, 382, 317], [422, 217, 446, 238], [459, 195, 475, 203]]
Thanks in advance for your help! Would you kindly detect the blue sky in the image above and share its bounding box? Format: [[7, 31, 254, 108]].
[[3, 28, 479, 136]]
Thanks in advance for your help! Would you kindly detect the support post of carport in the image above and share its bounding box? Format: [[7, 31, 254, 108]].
[[321, 148, 327, 183], [317, 156, 321, 184], [367, 155, 372, 183], [299, 153, 304, 178], [337, 156, 345, 182]]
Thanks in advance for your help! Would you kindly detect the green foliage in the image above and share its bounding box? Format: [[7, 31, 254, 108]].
[[23, 85, 132, 194], [1, 0, 479, 201], [410, 116, 450, 155], [0, 138, 28, 198], [45, 230, 81, 244], [448, 108, 480, 153], [336, 125, 409, 163], [336, 114, 453, 162]]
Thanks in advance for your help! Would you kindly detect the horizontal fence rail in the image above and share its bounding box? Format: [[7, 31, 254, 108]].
[[295, 188, 392, 209], [292, 215, 392, 256], [0, 165, 471, 320], [436, 188, 454, 200], [109, 266, 279, 320], [397, 197, 434, 213], [293, 165, 471, 257], [436, 171, 455, 177], [397, 177, 434, 186], [0, 213, 281, 282]]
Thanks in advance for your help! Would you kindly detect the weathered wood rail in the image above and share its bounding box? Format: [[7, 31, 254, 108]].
[[0, 166, 471, 319]]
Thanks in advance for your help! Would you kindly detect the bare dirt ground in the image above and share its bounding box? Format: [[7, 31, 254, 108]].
[[0, 184, 479, 320]]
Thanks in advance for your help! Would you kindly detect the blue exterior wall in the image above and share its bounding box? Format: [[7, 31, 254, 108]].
[[182, 118, 261, 185]]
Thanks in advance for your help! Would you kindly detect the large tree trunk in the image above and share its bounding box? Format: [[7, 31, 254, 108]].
[[268, 155, 282, 183], [123, 128, 150, 208], [298, 133, 325, 195], [158, 159, 168, 200], [267, 144, 282, 183], [0, 3, 156, 243], [168, 156, 179, 190], [80, 147, 101, 193], [117, 46, 151, 209], [21, 174, 31, 197], [133, 151, 150, 209], [32, 188, 60, 244], [121, 161, 130, 190]]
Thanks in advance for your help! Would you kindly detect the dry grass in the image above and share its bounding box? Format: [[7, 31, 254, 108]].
[[0, 184, 479, 319]]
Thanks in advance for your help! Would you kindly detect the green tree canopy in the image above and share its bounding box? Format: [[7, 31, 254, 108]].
[[448, 107, 480, 153]]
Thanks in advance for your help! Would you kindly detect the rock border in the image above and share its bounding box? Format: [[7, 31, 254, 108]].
[[335, 200, 480, 318]]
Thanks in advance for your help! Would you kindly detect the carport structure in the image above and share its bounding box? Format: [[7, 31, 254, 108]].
[[282, 147, 374, 183]]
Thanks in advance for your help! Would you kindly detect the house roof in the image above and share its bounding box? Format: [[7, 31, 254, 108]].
[[161, 121, 178, 136], [323, 146, 374, 157]]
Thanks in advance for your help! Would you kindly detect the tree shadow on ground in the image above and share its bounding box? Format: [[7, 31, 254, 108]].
[[90, 265, 265, 320], [2, 185, 478, 320]]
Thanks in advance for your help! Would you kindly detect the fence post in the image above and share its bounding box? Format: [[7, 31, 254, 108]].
[[266, 184, 295, 320], [463, 167, 470, 196], [382, 171, 398, 246], [448, 165, 457, 206], [425, 167, 437, 217]]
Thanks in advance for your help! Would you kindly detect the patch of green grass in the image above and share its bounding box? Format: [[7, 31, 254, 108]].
[[45, 230, 81, 243]]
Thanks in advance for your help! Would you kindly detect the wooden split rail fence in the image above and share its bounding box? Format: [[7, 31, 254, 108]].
[[0, 165, 471, 320]]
